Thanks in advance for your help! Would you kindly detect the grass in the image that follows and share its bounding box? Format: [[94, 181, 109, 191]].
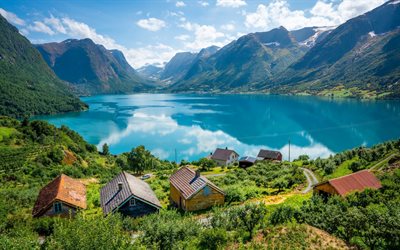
[[0, 127, 17, 142], [200, 166, 233, 175]]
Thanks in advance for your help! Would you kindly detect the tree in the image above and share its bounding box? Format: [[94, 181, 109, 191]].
[[235, 203, 267, 239], [271, 177, 288, 192], [127, 145, 152, 174], [102, 143, 109, 155], [198, 157, 216, 171], [269, 205, 298, 225], [199, 228, 228, 250]]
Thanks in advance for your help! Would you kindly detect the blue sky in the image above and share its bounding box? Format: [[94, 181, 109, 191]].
[[0, 0, 386, 68]]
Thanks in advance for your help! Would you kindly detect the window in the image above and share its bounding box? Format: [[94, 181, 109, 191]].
[[129, 198, 136, 207], [203, 186, 211, 196], [54, 202, 62, 213]]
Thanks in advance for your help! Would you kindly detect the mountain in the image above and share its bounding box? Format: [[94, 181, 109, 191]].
[[137, 63, 164, 80], [36, 39, 148, 95], [271, 0, 400, 97], [0, 14, 86, 118], [291, 26, 334, 47], [160, 52, 197, 82], [169, 27, 307, 92]]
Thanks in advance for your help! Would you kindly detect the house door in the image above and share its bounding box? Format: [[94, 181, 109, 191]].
[[179, 197, 182, 208]]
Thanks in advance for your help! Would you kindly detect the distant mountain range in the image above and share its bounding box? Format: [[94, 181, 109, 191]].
[[36, 39, 149, 95], [0, 14, 86, 118], [0, 0, 399, 119]]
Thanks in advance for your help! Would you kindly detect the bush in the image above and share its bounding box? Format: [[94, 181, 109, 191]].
[[269, 206, 298, 225], [199, 228, 228, 250]]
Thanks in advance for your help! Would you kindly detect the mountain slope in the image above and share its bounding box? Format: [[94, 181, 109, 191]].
[[169, 27, 307, 92], [272, 0, 400, 97], [0, 14, 87, 118], [36, 39, 148, 95]]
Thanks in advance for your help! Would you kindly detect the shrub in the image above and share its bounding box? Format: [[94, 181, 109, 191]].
[[199, 228, 228, 250]]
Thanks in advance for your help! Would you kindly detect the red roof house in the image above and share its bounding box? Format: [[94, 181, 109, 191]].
[[314, 170, 382, 197]]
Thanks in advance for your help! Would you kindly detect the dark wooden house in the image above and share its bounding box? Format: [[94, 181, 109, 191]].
[[32, 174, 87, 218], [210, 148, 239, 166], [100, 172, 161, 217], [170, 166, 224, 211], [257, 149, 282, 161], [314, 170, 382, 197], [239, 156, 257, 168]]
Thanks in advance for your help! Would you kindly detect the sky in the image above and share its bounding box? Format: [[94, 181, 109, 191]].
[[0, 0, 387, 68]]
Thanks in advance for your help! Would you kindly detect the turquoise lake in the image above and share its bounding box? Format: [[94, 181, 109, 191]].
[[35, 94, 400, 162]]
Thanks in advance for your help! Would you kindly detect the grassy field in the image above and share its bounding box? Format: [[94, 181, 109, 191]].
[[0, 127, 17, 142]]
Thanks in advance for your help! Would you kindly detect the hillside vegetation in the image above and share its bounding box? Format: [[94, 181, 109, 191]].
[[0, 15, 86, 118]]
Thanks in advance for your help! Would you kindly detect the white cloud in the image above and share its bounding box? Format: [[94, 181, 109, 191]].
[[176, 1, 186, 7], [136, 17, 166, 31], [216, 0, 246, 8], [0, 8, 25, 26], [28, 21, 55, 35], [244, 0, 385, 31], [180, 22, 226, 50], [175, 34, 190, 41], [198, 1, 209, 7], [44, 15, 66, 33], [221, 23, 235, 31]]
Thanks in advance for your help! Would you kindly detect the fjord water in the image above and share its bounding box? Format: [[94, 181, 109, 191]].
[[36, 94, 400, 161]]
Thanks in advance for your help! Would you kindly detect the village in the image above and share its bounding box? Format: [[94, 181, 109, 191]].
[[32, 147, 383, 219]]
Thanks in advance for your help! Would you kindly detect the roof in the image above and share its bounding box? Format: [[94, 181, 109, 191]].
[[169, 166, 224, 200], [32, 174, 87, 217], [317, 170, 382, 196], [257, 149, 282, 159], [239, 156, 257, 163], [100, 172, 161, 215], [211, 148, 239, 161]]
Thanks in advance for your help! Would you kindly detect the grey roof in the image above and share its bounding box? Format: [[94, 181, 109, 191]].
[[211, 148, 239, 161], [239, 156, 257, 163], [257, 149, 282, 159], [170, 166, 224, 200], [100, 172, 161, 215]]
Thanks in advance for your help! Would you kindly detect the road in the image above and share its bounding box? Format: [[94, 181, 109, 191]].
[[301, 167, 319, 194], [369, 153, 398, 171]]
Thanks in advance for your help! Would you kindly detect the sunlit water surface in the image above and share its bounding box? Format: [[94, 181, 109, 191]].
[[35, 94, 400, 161]]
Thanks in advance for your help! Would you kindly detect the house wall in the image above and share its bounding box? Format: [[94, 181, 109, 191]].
[[185, 185, 224, 211], [118, 197, 159, 217], [313, 183, 339, 196], [214, 159, 228, 166], [170, 183, 182, 208], [40, 201, 78, 218]]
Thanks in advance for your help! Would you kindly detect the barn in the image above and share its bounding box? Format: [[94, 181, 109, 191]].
[[169, 166, 225, 211], [32, 174, 87, 218], [239, 156, 257, 168], [100, 172, 161, 217], [314, 170, 382, 197], [257, 149, 282, 161]]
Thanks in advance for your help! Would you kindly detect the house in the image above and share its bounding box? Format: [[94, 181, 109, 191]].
[[32, 174, 86, 218], [257, 149, 282, 161], [314, 170, 382, 197], [210, 147, 239, 166], [100, 172, 161, 217], [239, 156, 257, 168], [169, 166, 225, 211]]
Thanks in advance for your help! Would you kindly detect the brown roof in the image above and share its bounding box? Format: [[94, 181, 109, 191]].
[[318, 170, 382, 196], [32, 174, 87, 217], [169, 166, 224, 199], [211, 148, 239, 161], [257, 149, 282, 159], [100, 172, 161, 215]]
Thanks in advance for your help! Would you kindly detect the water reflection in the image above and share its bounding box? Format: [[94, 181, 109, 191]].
[[35, 94, 400, 162]]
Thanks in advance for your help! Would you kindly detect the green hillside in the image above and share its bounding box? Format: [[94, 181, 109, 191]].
[[0, 15, 87, 118]]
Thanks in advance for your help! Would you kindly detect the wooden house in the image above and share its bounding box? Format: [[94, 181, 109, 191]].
[[100, 172, 161, 217], [257, 149, 282, 161], [239, 156, 257, 168], [32, 174, 87, 218], [314, 170, 382, 197], [169, 166, 224, 211], [210, 148, 239, 166]]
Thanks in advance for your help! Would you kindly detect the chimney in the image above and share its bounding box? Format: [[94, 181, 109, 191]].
[[225, 147, 228, 150], [118, 182, 123, 191], [195, 170, 200, 179]]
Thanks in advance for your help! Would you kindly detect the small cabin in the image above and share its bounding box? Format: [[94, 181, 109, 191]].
[[314, 170, 382, 197], [169, 166, 224, 211], [210, 148, 239, 166], [239, 156, 257, 168], [32, 174, 87, 218], [100, 172, 161, 217], [257, 149, 282, 161]]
